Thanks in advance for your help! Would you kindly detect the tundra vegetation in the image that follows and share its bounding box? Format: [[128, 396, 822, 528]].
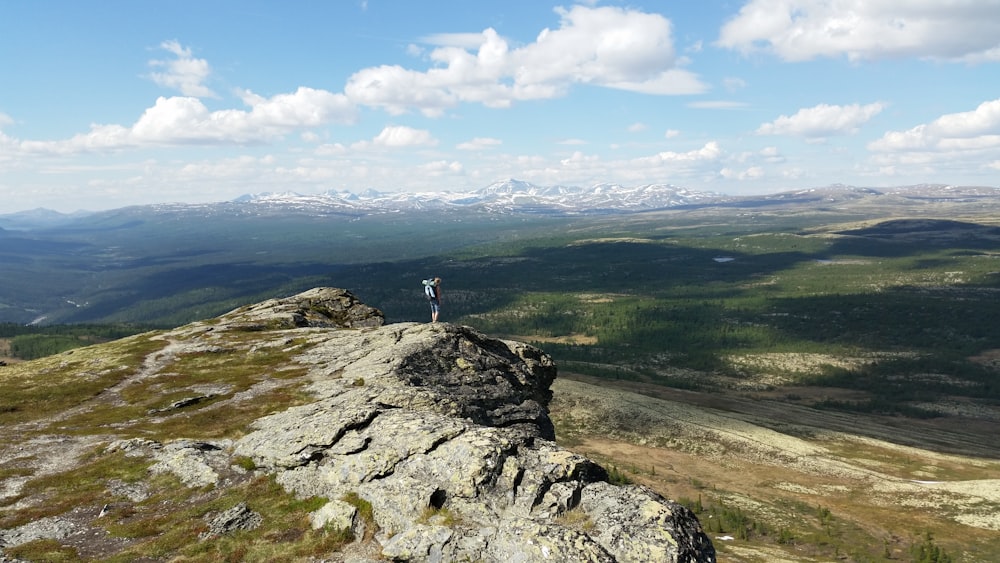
[[2, 202, 1000, 561]]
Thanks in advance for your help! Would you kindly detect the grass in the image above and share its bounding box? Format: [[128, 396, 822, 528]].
[[0, 335, 168, 426], [0, 449, 151, 529], [99, 474, 350, 562], [32, 331, 317, 441], [417, 506, 461, 526], [3, 539, 80, 561], [550, 381, 1000, 562]]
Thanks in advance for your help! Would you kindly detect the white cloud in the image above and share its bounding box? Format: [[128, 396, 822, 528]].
[[759, 146, 784, 162], [344, 5, 708, 116], [664, 129, 681, 138], [627, 122, 648, 133], [717, 0, 1000, 62], [757, 102, 884, 138], [147, 40, 217, 98], [420, 160, 464, 175], [869, 98, 1000, 152], [866, 99, 1000, 178], [720, 166, 765, 180], [628, 142, 723, 169], [178, 155, 275, 179], [14, 88, 356, 154], [315, 143, 347, 156], [457, 137, 502, 150], [660, 141, 721, 163], [352, 125, 437, 149]]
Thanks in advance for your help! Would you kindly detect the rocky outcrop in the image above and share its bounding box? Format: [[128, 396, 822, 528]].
[[215, 286, 385, 330], [0, 288, 714, 562]]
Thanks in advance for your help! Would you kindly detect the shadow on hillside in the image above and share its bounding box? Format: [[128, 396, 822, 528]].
[[58, 261, 343, 325]]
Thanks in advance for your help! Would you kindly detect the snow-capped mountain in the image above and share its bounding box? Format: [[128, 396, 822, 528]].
[[234, 179, 721, 216], [6, 182, 1000, 231]]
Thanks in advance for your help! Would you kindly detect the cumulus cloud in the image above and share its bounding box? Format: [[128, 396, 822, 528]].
[[344, 5, 707, 116], [147, 40, 217, 97], [869, 98, 1000, 152], [654, 141, 721, 163], [865, 98, 1000, 178], [717, 0, 1000, 62], [15, 88, 356, 154], [624, 142, 723, 170], [757, 102, 884, 138], [350, 125, 438, 150]]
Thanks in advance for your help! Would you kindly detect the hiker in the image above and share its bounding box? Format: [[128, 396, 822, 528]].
[[423, 277, 442, 322]]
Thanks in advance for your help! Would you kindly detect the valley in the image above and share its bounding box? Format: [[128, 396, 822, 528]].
[[2, 183, 1000, 560], [551, 375, 1000, 562]]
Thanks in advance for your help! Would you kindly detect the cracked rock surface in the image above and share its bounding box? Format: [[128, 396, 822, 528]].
[[0, 287, 714, 562]]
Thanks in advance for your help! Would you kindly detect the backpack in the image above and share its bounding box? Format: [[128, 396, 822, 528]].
[[422, 279, 437, 299]]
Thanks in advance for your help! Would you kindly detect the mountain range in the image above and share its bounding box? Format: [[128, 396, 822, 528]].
[[5, 180, 1000, 229]]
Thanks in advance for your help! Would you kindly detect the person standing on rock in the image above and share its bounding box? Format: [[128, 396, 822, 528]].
[[423, 277, 442, 322]]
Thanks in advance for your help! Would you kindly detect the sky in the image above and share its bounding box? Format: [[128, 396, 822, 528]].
[[2, 0, 1000, 213]]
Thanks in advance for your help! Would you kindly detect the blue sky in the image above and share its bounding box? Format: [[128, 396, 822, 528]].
[[2, 0, 999, 213]]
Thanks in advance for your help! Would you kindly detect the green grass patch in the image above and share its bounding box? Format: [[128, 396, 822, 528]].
[[0, 335, 168, 426]]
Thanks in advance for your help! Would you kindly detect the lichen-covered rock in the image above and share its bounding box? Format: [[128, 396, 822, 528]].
[[215, 286, 384, 331], [227, 289, 714, 562], [580, 481, 716, 562], [200, 502, 262, 540]]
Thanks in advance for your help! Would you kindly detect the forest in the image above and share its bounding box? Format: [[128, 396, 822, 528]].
[[6, 211, 1000, 419]]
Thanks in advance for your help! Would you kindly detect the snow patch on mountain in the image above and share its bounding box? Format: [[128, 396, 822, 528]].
[[233, 179, 721, 216]]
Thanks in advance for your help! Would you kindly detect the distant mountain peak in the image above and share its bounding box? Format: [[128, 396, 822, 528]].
[[226, 179, 721, 216]]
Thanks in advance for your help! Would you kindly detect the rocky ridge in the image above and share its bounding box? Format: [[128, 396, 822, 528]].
[[0, 288, 714, 562]]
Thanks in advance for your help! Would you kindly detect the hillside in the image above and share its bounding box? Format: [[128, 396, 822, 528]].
[[549, 375, 1000, 562], [0, 288, 713, 562]]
